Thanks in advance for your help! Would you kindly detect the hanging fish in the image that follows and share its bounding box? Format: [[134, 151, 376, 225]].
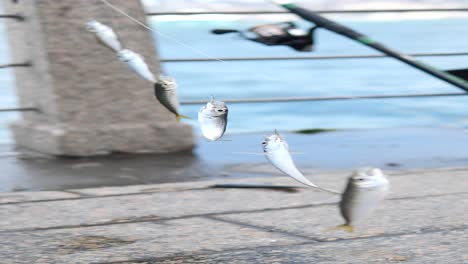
[[117, 49, 156, 83], [198, 96, 228, 141], [262, 130, 339, 194], [154, 75, 189, 122], [334, 167, 389, 232], [86, 20, 122, 52]]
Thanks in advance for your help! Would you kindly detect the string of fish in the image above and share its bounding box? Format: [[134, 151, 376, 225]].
[[85, 0, 390, 232]]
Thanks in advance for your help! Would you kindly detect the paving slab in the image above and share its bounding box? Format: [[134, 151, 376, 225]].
[[216, 193, 468, 240], [1, 167, 467, 263], [0, 169, 467, 231], [1, 196, 466, 263], [0, 217, 304, 264], [142, 229, 468, 264], [0, 186, 333, 232]]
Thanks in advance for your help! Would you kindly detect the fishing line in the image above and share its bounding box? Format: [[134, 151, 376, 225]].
[[99, 0, 283, 83], [86, 0, 96, 20], [108, 1, 121, 34], [100, 0, 225, 63]]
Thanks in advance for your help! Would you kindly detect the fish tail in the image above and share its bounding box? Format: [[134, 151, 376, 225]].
[[329, 224, 354, 233], [176, 114, 191, 122]]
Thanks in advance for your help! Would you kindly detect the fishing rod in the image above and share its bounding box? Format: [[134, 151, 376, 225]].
[[272, 0, 468, 92]]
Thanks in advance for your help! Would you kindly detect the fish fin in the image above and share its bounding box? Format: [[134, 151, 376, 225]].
[[176, 114, 191, 122], [329, 224, 354, 233]]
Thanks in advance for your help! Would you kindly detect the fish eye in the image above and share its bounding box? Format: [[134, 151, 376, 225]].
[[261, 142, 267, 145], [355, 178, 365, 181], [217, 109, 224, 112]]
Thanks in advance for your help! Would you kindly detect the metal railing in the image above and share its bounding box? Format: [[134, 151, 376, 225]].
[[0, 13, 24, 21], [179, 92, 468, 105], [2, 6, 468, 113], [161, 52, 468, 63], [3, 92, 468, 112], [0, 62, 31, 69], [3, 52, 467, 69], [2, 91, 468, 112], [146, 8, 468, 16], [0, 107, 38, 112]]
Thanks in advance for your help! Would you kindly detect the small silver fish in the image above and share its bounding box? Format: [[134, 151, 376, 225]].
[[117, 49, 156, 83], [154, 75, 189, 122], [335, 167, 389, 232], [262, 130, 339, 194], [86, 20, 122, 52], [198, 96, 228, 141]]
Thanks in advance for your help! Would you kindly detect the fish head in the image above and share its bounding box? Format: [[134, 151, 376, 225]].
[[86, 20, 104, 32], [86, 20, 102, 32], [262, 130, 289, 152], [202, 98, 228, 117], [117, 49, 135, 62], [156, 75, 177, 91], [350, 167, 389, 189]]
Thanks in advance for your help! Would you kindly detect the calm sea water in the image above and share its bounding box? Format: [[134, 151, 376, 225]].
[[2, 14, 468, 143]]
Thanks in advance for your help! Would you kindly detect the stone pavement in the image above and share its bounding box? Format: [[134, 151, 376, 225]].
[[1, 167, 467, 263]]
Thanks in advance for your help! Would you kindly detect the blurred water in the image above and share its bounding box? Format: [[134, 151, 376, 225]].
[[2, 15, 468, 143], [151, 16, 468, 133]]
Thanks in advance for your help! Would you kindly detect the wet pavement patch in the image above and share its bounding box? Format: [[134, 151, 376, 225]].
[[3, 128, 468, 192]]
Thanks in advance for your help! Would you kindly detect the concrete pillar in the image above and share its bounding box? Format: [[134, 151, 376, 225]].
[[3, 0, 194, 156]]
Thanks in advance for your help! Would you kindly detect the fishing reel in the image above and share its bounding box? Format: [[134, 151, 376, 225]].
[[212, 21, 317, 52]]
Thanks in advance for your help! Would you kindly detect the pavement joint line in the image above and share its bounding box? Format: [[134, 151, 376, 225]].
[[204, 215, 319, 241], [94, 224, 468, 264], [1, 167, 467, 205], [1, 191, 466, 234], [0, 203, 335, 234], [0, 187, 215, 205], [61, 190, 90, 197], [0, 183, 314, 205], [92, 242, 315, 264]]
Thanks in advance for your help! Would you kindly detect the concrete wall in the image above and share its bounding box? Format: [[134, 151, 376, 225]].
[[4, 0, 194, 156]]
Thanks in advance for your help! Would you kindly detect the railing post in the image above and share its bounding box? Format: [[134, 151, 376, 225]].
[[3, 0, 194, 156]]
